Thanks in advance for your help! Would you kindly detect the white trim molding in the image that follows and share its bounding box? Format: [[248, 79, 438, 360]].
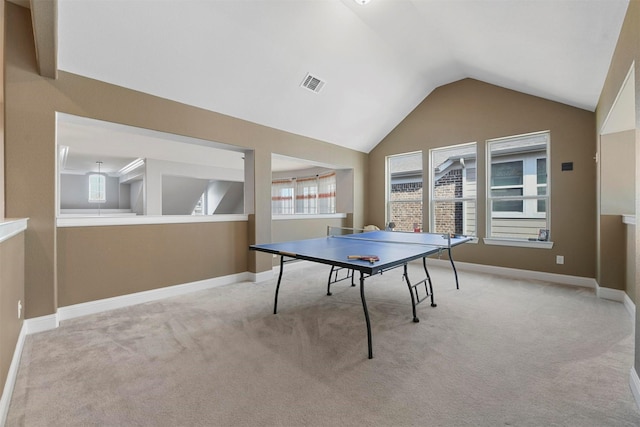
[[251, 270, 275, 283], [631, 367, 640, 412], [57, 272, 250, 321], [429, 259, 634, 310], [595, 284, 627, 303], [623, 293, 636, 319], [427, 258, 596, 289], [483, 237, 554, 249], [57, 214, 248, 228], [0, 218, 28, 244], [272, 213, 347, 221], [21, 271, 256, 330], [0, 323, 27, 426], [24, 314, 59, 334]]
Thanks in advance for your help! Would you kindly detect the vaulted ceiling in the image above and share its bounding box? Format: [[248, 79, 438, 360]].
[[28, 0, 631, 153]]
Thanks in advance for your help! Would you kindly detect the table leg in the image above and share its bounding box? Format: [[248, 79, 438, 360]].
[[403, 258, 437, 323], [273, 255, 285, 314], [327, 267, 356, 296], [403, 264, 419, 323], [359, 271, 373, 359], [447, 248, 461, 290], [422, 257, 436, 307], [327, 265, 336, 296]]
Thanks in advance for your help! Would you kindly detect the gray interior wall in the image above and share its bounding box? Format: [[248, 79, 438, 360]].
[[60, 174, 129, 210], [130, 180, 144, 215], [210, 181, 244, 214], [161, 176, 209, 215]]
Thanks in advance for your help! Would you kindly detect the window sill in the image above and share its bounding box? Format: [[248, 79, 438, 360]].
[[57, 214, 248, 228], [272, 213, 347, 220], [483, 238, 554, 249], [622, 215, 635, 225]]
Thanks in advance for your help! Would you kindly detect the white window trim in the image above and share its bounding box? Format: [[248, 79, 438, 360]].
[[483, 237, 554, 249], [486, 131, 551, 243], [272, 213, 347, 221], [88, 173, 106, 203], [429, 142, 477, 236], [386, 151, 423, 229]]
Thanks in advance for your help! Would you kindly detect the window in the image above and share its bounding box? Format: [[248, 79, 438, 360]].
[[318, 172, 337, 214], [272, 179, 295, 214], [491, 161, 523, 212], [88, 174, 106, 203], [487, 131, 550, 240], [387, 152, 422, 232], [430, 143, 477, 236], [271, 172, 336, 215], [296, 177, 317, 214]]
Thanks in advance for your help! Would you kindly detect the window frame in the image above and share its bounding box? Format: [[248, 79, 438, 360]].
[[88, 173, 106, 203], [271, 172, 337, 215], [385, 151, 423, 232], [429, 142, 477, 236], [486, 131, 551, 241]]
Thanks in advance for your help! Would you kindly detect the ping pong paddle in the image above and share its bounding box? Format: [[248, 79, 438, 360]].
[[348, 255, 380, 264]]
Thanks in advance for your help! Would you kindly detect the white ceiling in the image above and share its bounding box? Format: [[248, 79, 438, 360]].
[[55, 0, 629, 154]]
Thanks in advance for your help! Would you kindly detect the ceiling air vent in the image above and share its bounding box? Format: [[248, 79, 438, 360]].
[[301, 73, 325, 93]]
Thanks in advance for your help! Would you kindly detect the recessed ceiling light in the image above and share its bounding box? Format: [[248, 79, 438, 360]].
[[354, 0, 371, 5]]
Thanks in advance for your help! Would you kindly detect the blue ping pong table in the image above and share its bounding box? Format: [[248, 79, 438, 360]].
[[250, 229, 472, 359]]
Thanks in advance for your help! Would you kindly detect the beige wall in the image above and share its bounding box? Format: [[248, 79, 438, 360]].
[[57, 222, 248, 306], [369, 78, 596, 278], [0, 232, 25, 401], [599, 215, 627, 290], [4, 3, 367, 318]]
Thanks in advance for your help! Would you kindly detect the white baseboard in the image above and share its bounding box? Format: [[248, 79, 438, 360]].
[[252, 270, 275, 283], [623, 293, 636, 319], [427, 258, 597, 289], [57, 272, 250, 322], [24, 314, 59, 334], [23, 270, 272, 333], [596, 285, 627, 303], [631, 367, 640, 412], [0, 323, 27, 427], [594, 283, 637, 320]]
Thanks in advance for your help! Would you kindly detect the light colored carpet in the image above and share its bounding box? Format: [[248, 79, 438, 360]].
[[6, 262, 640, 426]]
